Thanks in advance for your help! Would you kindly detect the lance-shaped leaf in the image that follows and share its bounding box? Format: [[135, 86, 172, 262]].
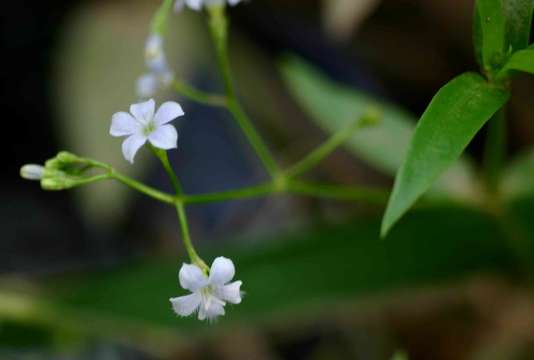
[[504, 0, 534, 52], [381, 73, 510, 237]]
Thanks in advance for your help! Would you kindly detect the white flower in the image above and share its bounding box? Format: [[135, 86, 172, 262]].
[[110, 99, 183, 163], [136, 34, 174, 98], [170, 257, 243, 321], [174, 0, 243, 12], [20, 164, 45, 180]]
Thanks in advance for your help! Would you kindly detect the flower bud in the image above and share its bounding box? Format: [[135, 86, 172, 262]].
[[20, 164, 45, 180]]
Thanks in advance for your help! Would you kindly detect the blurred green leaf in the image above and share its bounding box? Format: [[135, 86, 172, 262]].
[[280, 56, 478, 201], [475, 0, 508, 72], [391, 350, 409, 360], [504, 0, 534, 52], [381, 73, 510, 236]]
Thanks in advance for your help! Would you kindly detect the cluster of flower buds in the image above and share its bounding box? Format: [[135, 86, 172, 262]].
[[20, 152, 99, 191]]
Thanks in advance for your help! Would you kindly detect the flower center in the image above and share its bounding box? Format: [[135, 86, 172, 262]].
[[143, 120, 156, 136]]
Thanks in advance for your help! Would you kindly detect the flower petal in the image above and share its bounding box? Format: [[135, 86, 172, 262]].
[[185, 0, 203, 10], [209, 256, 235, 285], [154, 101, 184, 126], [179, 263, 208, 292], [228, 0, 241, 5], [136, 74, 159, 99], [110, 112, 140, 137], [215, 280, 242, 304], [148, 124, 178, 150], [121, 134, 147, 164], [170, 293, 201, 317], [130, 99, 155, 124], [198, 295, 225, 321]]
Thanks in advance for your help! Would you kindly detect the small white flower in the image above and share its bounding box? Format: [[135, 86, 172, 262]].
[[110, 99, 183, 163], [174, 0, 243, 12], [170, 257, 243, 321], [20, 164, 45, 180], [136, 34, 174, 98]]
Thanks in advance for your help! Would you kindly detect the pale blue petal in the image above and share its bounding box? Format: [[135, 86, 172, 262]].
[[214, 280, 242, 304], [148, 124, 178, 150], [121, 134, 147, 164], [170, 293, 201, 316], [209, 257, 235, 286], [130, 99, 155, 124], [185, 0, 203, 10], [154, 101, 184, 126], [179, 263, 208, 292], [110, 112, 140, 137], [198, 295, 225, 321], [136, 74, 159, 99]]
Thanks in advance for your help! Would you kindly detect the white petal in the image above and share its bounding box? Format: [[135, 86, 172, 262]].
[[209, 257, 235, 285], [215, 280, 242, 304], [110, 112, 140, 137], [174, 0, 185, 12], [121, 134, 147, 164], [148, 124, 178, 150], [198, 295, 225, 321], [154, 102, 184, 126], [185, 0, 203, 10], [145, 34, 163, 58], [20, 164, 45, 180], [130, 99, 155, 124], [227, 0, 241, 5], [136, 74, 159, 99], [179, 263, 208, 292], [146, 53, 169, 75], [170, 293, 201, 317]]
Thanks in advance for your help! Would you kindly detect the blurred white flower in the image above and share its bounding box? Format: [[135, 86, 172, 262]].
[[137, 34, 174, 98], [170, 257, 243, 321], [110, 99, 183, 163], [174, 0, 243, 12]]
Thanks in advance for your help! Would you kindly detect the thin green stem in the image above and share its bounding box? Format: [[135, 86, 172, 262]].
[[172, 79, 227, 107], [285, 108, 381, 179], [184, 183, 276, 204], [176, 202, 208, 271], [150, 146, 183, 195], [483, 108, 506, 196], [288, 180, 389, 205], [109, 171, 176, 204], [208, 6, 280, 178]]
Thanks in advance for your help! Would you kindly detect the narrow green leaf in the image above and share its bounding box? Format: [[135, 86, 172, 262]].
[[475, 0, 508, 71], [280, 56, 478, 201], [381, 73, 510, 237], [498, 47, 534, 77], [504, 0, 534, 52]]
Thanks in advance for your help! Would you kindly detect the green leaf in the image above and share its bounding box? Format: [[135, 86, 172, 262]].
[[280, 56, 478, 201], [391, 351, 409, 360], [498, 47, 534, 77], [504, 0, 534, 52], [381, 73, 510, 237], [475, 0, 508, 72]]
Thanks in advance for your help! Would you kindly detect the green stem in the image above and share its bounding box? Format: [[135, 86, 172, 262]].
[[208, 6, 280, 178], [184, 183, 276, 204], [285, 108, 381, 179], [172, 79, 227, 107], [483, 108, 506, 196], [150, 146, 183, 195], [288, 180, 389, 205], [176, 202, 208, 271], [109, 171, 176, 204]]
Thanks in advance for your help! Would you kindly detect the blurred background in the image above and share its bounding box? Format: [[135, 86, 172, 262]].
[[3, 0, 534, 359]]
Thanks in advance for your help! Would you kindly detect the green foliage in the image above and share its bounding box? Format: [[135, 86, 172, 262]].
[[280, 56, 478, 200], [381, 73, 510, 236], [499, 47, 534, 77], [504, 0, 534, 52], [474, 0, 508, 72]]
